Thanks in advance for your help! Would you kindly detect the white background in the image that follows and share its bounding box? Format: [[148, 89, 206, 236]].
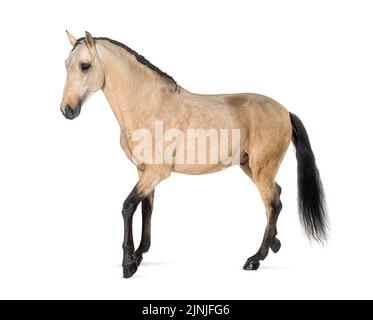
[[0, 0, 372, 300]]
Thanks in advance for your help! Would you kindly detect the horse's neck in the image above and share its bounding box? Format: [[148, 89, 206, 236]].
[[97, 43, 165, 131]]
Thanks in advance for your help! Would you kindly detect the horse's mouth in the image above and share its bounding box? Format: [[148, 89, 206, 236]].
[[61, 104, 81, 120]]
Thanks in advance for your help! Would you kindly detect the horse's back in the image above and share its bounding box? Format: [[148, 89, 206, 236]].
[[206, 92, 292, 165], [200, 92, 292, 141], [181, 90, 292, 152]]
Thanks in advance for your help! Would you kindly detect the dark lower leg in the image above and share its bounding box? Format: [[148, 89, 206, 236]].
[[270, 228, 281, 253], [244, 199, 282, 270], [122, 185, 145, 278], [134, 191, 154, 266], [270, 183, 282, 253]]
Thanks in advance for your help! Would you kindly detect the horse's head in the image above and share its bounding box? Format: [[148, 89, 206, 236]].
[[60, 31, 105, 120]]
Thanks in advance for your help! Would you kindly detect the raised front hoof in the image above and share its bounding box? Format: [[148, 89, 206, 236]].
[[270, 238, 281, 253], [122, 260, 138, 278], [243, 259, 260, 271]]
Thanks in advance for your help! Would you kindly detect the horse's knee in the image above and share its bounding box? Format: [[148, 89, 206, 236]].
[[122, 186, 144, 217], [122, 202, 135, 217]]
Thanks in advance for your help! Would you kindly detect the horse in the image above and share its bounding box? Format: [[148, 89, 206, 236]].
[[60, 31, 328, 278]]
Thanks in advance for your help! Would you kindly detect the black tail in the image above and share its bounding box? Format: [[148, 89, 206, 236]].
[[290, 112, 328, 242]]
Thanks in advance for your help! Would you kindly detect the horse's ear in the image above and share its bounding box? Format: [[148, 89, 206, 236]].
[[85, 31, 95, 49], [66, 30, 77, 47]]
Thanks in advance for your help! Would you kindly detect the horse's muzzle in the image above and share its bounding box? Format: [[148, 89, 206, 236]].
[[61, 104, 81, 120]]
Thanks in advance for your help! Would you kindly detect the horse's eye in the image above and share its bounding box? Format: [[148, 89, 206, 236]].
[[80, 63, 91, 72]]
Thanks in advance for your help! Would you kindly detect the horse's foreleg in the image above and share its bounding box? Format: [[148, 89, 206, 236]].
[[122, 166, 170, 278], [134, 191, 154, 266], [122, 185, 145, 278]]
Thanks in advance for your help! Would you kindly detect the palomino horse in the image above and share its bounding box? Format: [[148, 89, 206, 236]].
[[60, 31, 328, 278]]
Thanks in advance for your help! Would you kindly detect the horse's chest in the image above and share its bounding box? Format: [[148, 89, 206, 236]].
[[119, 131, 134, 162]]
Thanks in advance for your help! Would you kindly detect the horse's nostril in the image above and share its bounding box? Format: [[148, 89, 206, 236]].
[[64, 105, 74, 119], [62, 104, 81, 120], [65, 105, 73, 115]]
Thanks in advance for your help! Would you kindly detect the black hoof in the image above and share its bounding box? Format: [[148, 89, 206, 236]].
[[270, 238, 281, 253], [123, 260, 138, 278], [243, 259, 260, 271], [135, 254, 143, 266]]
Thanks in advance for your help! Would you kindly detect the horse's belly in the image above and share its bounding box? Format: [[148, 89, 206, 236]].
[[172, 163, 233, 175]]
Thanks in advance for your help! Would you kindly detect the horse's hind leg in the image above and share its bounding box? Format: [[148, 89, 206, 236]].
[[240, 163, 282, 255], [134, 191, 154, 266], [243, 177, 283, 270], [269, 183, 282, 253]]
